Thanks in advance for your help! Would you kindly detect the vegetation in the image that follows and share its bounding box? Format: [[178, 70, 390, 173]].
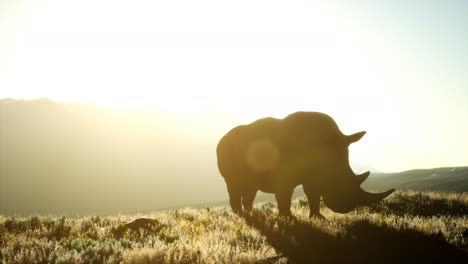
[[1, 191, 467, 263]]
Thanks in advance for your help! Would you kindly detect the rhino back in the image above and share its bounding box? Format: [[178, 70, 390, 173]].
[[217, 112, 345, 182], [216, 117, 282, 179], [281, 111, 344, 147]]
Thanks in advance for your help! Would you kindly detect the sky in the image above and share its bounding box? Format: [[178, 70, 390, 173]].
[[0, 0, 467, 172]]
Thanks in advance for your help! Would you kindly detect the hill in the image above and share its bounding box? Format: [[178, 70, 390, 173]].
[[0, 191, 467, 263], [249, 166, 468, 205], [363, 167, 468, 193], [1, 98, 467, 216], [0, 98, 228, 215]]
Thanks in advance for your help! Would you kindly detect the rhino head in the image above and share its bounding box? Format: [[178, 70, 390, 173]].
[[311, 131, 395, 213]]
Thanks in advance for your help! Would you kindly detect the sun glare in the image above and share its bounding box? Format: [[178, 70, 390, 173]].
[[0, 1, 353, 115], [1, 0, 467, 171]]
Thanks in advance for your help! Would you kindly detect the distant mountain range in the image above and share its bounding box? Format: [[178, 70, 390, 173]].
[[250, 166, 468, 205], [363, 167, 468, 193], [0, 98, 466, 215], [0, 98, 227, 215]]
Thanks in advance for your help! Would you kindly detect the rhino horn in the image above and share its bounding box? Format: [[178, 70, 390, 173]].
[[356, 188, 395, 205], [346, 131, 366, 145], [356, 171, 370, 185]]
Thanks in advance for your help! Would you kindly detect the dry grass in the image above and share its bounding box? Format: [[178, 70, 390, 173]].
[[1, 190, 467, 263]]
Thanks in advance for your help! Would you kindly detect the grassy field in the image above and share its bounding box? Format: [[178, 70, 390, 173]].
[[1, 191, 467, 263]]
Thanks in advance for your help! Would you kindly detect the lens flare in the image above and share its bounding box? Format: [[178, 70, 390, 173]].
[[246, 138, 280, 173]]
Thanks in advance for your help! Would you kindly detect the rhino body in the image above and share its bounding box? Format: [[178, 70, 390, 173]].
[[216, 111, 394, 217]]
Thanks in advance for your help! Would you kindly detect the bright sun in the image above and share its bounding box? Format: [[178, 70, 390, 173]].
[[1, 0, 467, 172], [0, 1, 378, 120]]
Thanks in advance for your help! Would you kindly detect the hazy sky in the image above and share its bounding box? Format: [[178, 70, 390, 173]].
[[0, 0, 467, 172]]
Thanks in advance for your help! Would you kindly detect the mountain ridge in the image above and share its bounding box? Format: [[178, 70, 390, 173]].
[[1, 98, 467, 216]]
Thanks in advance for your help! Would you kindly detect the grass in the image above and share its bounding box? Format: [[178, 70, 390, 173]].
[[1, 190, 467, 263]]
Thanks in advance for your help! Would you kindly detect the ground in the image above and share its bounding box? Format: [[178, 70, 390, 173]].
[[1, 191, 467, 263]]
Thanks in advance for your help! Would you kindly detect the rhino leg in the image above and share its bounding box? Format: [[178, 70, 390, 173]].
[[303, 184, 324, 219], [242, 188, 257, 211], [226, 182, 242, 214], [275, 189, 294, 217]]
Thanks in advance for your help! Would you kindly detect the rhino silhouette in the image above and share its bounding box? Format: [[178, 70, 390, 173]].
[[216, 111, 394, 218]]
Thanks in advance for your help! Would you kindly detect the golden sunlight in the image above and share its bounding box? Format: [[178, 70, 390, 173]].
[[1, 1, 468, 262], [1, 0, 467, 172]]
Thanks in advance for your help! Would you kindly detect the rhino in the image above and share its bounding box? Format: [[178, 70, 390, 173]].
[[216, 111, 394, 218]]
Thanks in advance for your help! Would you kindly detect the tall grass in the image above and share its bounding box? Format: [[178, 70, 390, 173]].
[[1, 191, 467, 263]]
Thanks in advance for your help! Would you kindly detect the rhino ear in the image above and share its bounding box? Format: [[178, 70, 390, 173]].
[[346, 131, 366, 145]]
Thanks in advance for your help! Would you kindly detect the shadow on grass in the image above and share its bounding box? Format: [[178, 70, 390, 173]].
[[244, 211, 467, 264]]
